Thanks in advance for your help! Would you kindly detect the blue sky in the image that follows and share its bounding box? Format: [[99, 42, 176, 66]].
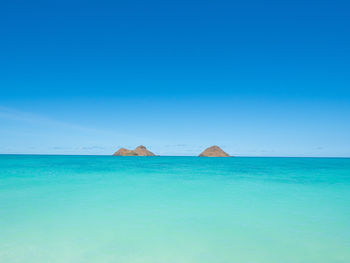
[[1, 0, 350, 156]]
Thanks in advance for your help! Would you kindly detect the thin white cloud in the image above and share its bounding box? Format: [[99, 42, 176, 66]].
[[0, 105, 160, 143], [0, 105, 107, 134]]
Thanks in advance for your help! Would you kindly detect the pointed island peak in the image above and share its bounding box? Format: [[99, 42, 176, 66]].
[[134, 145, 156, 156], [113, 145, 155, 156], [199, 145, 230, 157]]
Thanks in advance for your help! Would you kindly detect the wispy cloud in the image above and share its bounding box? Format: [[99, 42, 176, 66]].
[[165, 144, 188, 148], [0, 105, 107, 134], [50, 146, 72, 150], [79, 146, 106, 150], [0, 105, 162, 147]]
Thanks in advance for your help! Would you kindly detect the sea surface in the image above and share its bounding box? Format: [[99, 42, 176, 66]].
[[0, 155, 349, 263]]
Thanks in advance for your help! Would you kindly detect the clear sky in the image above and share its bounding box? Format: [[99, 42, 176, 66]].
[[1, 0, 350, 156]]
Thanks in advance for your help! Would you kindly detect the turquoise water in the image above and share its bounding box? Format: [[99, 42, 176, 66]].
[[0, 155, 349, 263]]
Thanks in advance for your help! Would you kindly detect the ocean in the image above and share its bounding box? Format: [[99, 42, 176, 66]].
[[0, 155, 349, 263]]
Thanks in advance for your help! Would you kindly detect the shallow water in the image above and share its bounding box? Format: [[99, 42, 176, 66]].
[[0, 155, 349, 263]]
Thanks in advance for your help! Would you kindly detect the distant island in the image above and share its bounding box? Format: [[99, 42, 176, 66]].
[[113, 145, 156, 156], [199, 146, 230, 157], [112, 145, 230, 157]]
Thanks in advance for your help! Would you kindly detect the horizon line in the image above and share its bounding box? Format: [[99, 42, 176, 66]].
[[1, 153, 349, 158]]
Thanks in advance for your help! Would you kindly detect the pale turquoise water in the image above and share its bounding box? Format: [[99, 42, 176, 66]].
[[0, 155, 349, 263]]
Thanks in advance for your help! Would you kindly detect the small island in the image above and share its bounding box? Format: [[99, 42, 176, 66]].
[[199, 145, 230, 157], [113, 145, 156, 156]]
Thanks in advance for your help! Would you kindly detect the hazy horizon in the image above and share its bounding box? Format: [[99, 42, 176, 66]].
[[1, 153, 350, 158]]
